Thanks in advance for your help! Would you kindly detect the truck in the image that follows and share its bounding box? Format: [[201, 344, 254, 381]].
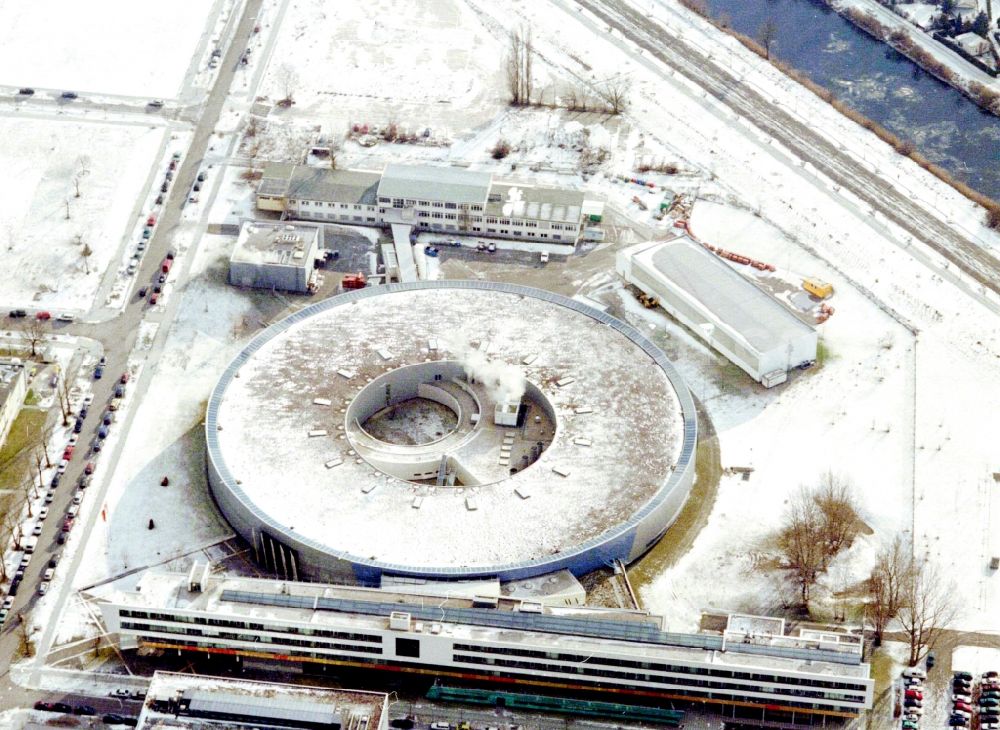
[[802, 278, 833, 299]]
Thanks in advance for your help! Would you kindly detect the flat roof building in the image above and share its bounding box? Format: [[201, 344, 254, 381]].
[[137, 671, 388, 730], [229, 221, 322, 293], [617, 236, 818, 386], [100, 571, 873, 721], [256, 162, 603, 247]]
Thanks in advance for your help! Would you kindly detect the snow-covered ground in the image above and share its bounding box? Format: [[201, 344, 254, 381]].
[[0, 117, 164, 312], [256, 0, 509, 134], [0, 0, 219, 98]]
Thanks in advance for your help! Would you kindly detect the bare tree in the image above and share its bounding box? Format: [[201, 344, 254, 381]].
[[80, 242, 93, 274], [758, 19, 779, 60], [776, 488, 826, 608], [505, 27, 534, 106], [20, 318, 47, 358], [898, 556, 960, 665], [867, 536, 908, 645], [64, 198, 71, 220], [506, 31, 523, 105], [56, 376, 73, 426], [275, 64, 299, 107], [814, 472, 860, 567], [598, 77, 632, 115]]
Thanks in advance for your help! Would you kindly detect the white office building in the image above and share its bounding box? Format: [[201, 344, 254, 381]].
[[99, 571, 873, 722], [256, 163, 604, 247]]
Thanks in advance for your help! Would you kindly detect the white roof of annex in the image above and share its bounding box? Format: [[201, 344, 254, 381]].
[[627, 236, 815, 354], [210, 284, 685, 571], [378, 164, 491, 205]]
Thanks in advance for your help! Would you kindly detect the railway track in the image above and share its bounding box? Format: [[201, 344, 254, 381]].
[[573, 0, 1000, 298]]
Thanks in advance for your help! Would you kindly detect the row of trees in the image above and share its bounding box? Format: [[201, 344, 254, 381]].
[[776, 473, 957, 665], [504, 28, 631, 114]]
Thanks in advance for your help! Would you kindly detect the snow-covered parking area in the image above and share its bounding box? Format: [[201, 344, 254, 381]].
[[0, 0, 218, 98], [0, 117, 164, 312]]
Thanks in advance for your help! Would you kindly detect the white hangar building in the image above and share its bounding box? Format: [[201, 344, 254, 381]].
[[617, 236, 818, 386]]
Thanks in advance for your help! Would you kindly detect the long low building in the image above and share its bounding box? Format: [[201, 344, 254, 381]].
[[617, 236, 818, 386], [256, 162, 604, 247], [137, 671, 389, 730], [100, 571, 873, 722]]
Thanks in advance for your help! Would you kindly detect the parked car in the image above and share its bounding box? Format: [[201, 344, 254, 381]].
[[73, 419, 84, 434], [38, 581, 49, 595], [62, 518, 74, 532], [103, 411, 113, 426], [31, 523, 42, 536], [72, 492, 83, 506], [43, 568, 54, 581], [160, 182, 169, 193], [92, 438, 102, 452], [84, 462, 94, 475], [18, 88, 34, 95], [48, 554, 60, 568], [34, 701, 53, 711], [114, 384, 124, 398], [44, 491, 54, 504], [138, 286, 148, 298], [94, 366, 103, 379], [74, 705, 96, 716], [60, 91, 78, 100], [953, 693, 972, 702], [1, 597, 13, 611], [150, 292, 159, 305], [158, 273, 167, 284], [197, 171, 207, 182], [954, 701, 973, 713], [954, 671, 974, 681], [35, 311, 51, 320], [9, 309, 26, 318], [84, 393, 95, 405], [57, 313, 74, 322], [986, 671, 1000, 679], [148, 99, 164, 108], [51, 473, 61, 488], [57, 459, 69, 474], [949, 716, 969, 727]]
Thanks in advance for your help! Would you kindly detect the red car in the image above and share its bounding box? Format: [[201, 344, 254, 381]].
[[955, 701, 973, 713], [150, 292, 159, 305], [905, 689, 922, 699], [62, 446, 75, 460], [120, 372, 129, 384], [84, 462, 94, 475], [62, 518, 74, 532], [146, 214, 156, 226], [36, 311, 51, 320]]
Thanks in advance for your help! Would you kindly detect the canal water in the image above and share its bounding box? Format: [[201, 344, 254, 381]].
[[700, 0, 1000, 199]]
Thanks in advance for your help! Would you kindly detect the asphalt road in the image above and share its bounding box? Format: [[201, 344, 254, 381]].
[[0, 0, 264, 711]]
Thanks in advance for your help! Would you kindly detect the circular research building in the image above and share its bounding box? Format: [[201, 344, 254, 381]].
[[207, 281, 696, 583]]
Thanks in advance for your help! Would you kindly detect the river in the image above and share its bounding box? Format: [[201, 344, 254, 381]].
[[699, 0, 1000, 199]]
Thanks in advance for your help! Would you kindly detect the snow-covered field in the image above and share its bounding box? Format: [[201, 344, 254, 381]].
[[0, 0, 218, 98], [0, 117, 164, 312], [257, 0, 508, 133]]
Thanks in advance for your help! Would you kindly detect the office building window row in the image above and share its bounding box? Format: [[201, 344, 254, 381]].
[[119, 610, 382, 644], [452, 643, 867, 694], [123, 622, 382, 655], [452, 653, 864, 705]]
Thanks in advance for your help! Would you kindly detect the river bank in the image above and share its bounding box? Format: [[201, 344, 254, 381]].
[[681, 0, 1000, 227], [830, 0, 1000, 117]]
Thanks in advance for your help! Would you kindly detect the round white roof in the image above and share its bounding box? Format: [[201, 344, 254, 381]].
[[209, 283, 688, 572]]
